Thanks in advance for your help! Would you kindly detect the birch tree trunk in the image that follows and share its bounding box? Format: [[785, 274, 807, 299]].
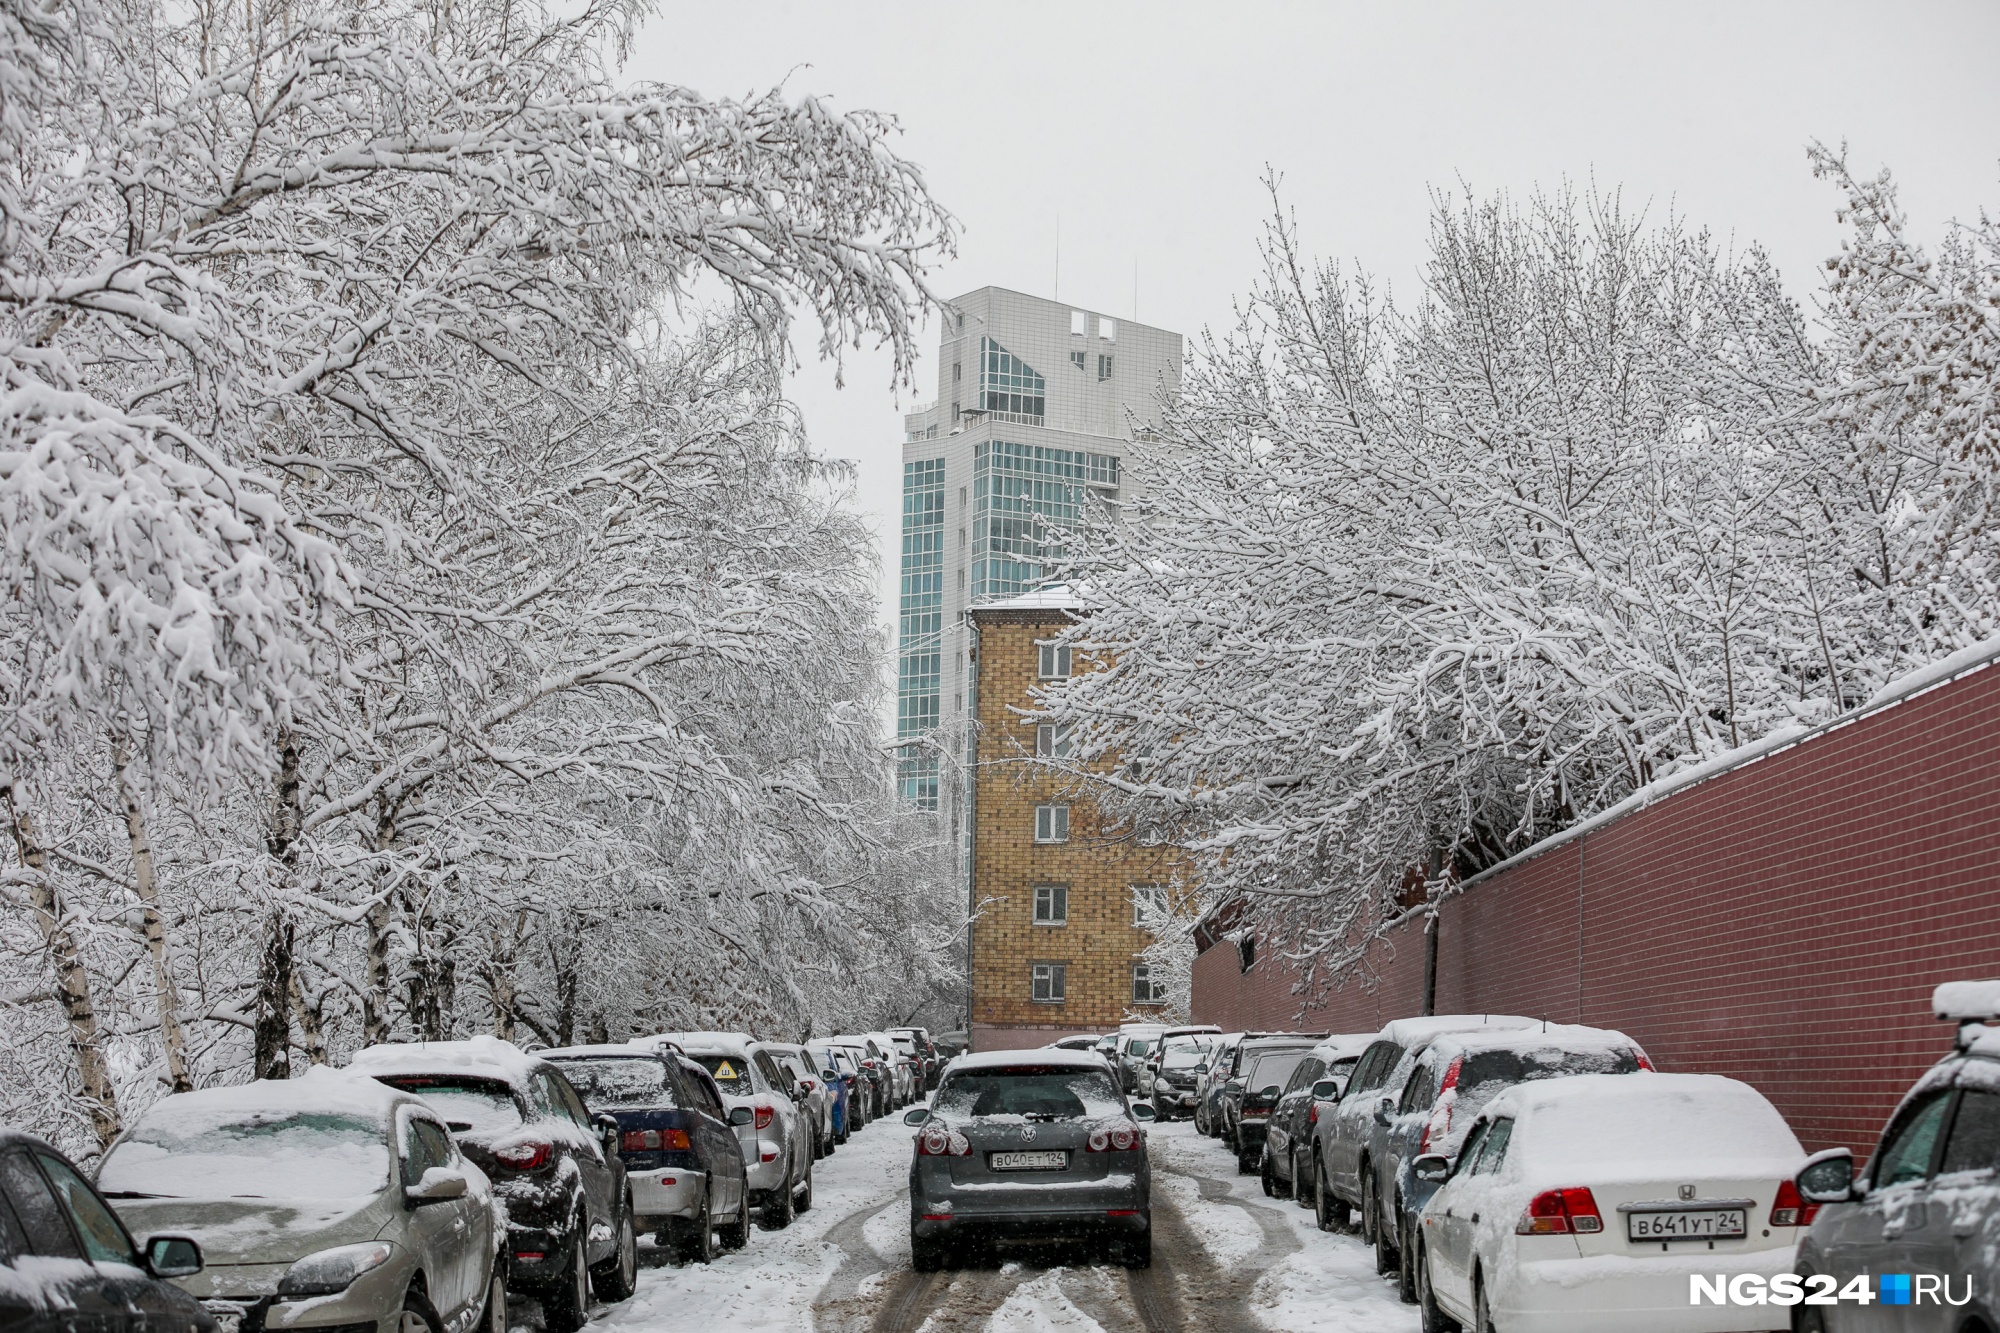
[[110, 741, 192, 1093], [6, 787, 121, 1146]]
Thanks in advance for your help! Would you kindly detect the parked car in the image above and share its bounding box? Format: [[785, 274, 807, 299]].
[[761, 1042, 836, 1158], [1044, 1033, 1105, 1052], [1220, 1035, 1326, 1173], [3, 1128, 215, 1333], [1413, 1073, 1806, 1333], [1194, 1033, 1246, 1136], [1371, 1024, 1650, 1301], [101, 1067, 509, 1333], [1790, 980, 2000, 1333], [352, 1036, 635, 1328], [903, 1050, 1157, 1270], [1147, 1031, 1222, 1120], [540, 1043, 751, 1264], [869, 1030, 919, 1107], [1263, 1033, 1373, 1202], [830, 1034, 895, 1120], [805, 1042, 855, 1144], [1312, 1014, 1534, 1244], [652, 1033, 814, 1230], [1139, 1025, 1222, 1100], [889, 1027, 942, 1090], [1110, 1024, 1170, 1094]]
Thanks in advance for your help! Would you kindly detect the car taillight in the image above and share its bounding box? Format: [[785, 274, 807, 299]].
[[1308, 1103, 1319, 1126], [1516, 1187, 1603, 1235], [1635, 1050, 1656, 1071], [491, 1141, 552, 1171], [1419, 1057, 1463, 1153], [863, 1059, 879, 1069], [1087, 1122, 1141, 1152], [754, 1102, 775, 1130], [800, 1079, 817, 1093], [916, 1125, 971, 1156], [620, 1128, 690, 1152], [1770, 1179, 1818, 1228]]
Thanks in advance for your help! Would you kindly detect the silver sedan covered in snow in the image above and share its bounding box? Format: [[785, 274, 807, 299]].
[[904, 1049, 1155, 1270]]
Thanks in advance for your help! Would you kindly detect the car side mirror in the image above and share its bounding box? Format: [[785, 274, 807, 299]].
[[405, 1166, 469, 1206], [592, 1111, 619, 1138], [903, 1108, 931, 1126], [144, 1235, 203, 1279], [1222, 1080, 1243, 1094], [1311, 1079, 1341, 1101], [1796, 1147, 1857, 1204], [822, 1069, 840, 1081], [1413, 1153, 1451, 1185], [1373, 1096, 1394, 1127], [729, 1106, 753, 1127], [1132, 1103, 1156, 1122]]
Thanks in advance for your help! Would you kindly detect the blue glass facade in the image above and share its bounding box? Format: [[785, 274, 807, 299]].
[[978, 338, 1045, 422], [897, 458, 946, 808], [972, 440, 1119, 599]]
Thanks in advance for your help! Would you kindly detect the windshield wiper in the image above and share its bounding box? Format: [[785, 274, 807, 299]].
[[99, 1191, 167, 1199]]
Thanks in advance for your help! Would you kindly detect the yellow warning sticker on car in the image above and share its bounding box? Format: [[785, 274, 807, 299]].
[[713, 1060, 737, 1079]]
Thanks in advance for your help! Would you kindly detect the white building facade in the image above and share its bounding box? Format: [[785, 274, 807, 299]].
[[895, 287, 1182, 823]]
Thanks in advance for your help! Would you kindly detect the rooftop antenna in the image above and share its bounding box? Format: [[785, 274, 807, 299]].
[[1133, 258, 1138, 321], [1054, 214, 1061, 301]]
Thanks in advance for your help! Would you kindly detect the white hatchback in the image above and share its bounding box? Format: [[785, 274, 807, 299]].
[[1413, 1072, 1808, 1333]]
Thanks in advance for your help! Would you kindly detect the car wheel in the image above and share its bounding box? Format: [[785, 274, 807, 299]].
[[1417, 1241, 1461, 1333], [591, 1204, 638, 1302], [1373, 1201, 1399, 1279], [540, 1228, 591, 1333], [1473, 1277, 1496, 1333], [911, 1233, 947, 1272], [1293, 1148, 1314, 1209], [1236, 1139, 1259, 1175], [796, 1161, 814, 1213], [1194, 1103, 1209, 1135], [1315, 1156, 1350, 1232], [676, 1188, 717, 1265], [399, 1290, 440, 1333], [1395, 1214, 1417, 1303], [1261, 1148, 1285, 1198], [716, 1188, 750, 1251], [761, 1164, 797, 1230], [1111, 1227, 1153, 1269]]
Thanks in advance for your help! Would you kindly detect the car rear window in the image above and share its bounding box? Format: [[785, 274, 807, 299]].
[[554, 1057, 677, 1110], [936, 1066, 1124, 1120], [100, 1110, 391, 1199], [1244, 1051, 1309, 1094], [695, 1054, 754, 1095], [373, 1076, 523, 1136], [1455, 1046, 1642, 1117], [1126, 1039, 1152, 1056]]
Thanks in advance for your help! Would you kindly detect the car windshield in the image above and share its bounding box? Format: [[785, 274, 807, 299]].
[[373, 1076, 523, 1135], [1455, 1046, 1641, 1116], [101, 1110, 390, 1199], [1125, 1039, 1152, 1056], [695, 1054, 754, 1095], [1244, 1050, 1311, 1094], [935, 1066, 1124, 1120], [554, 1058, 675, 1109]]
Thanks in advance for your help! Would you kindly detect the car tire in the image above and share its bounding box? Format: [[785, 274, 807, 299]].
[[761, 1163, 797, 1230], [540, 1228, 592, 1333], [1315, 1157, 1350, 1232], [399, 1290, 441, 1333], [1194, 1103, 1209, 1135], [477, 1268, 507, 1333], [1293, 1148, 1314, 1209], [1261, 1148, 1287, 1198], [717, 1190, 750, 1251], [1395, 1213, 1417, 1304], [1474, 1277, 1496, 1333], [911, 1233, 946, 1272], [1417, 1242, 1461, 1333], [591, 1203, 638, 1302], [675, 1189, 717, 1265], [796, 1161, 814, 1213], [1111, 1227, 1153, 1269]]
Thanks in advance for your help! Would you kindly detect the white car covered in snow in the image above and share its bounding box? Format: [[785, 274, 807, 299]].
[[1411, 1072, 1808, 1333]]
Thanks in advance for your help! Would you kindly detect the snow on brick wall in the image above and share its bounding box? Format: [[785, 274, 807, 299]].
[[1193, 658, 2000, 1154]]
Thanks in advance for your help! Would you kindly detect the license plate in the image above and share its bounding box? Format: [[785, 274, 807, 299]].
[[1626, 1208, 1747, 1241], [989, 1150, 1068, 1171]]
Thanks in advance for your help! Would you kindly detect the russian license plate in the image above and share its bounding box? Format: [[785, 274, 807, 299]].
[[989, 1150, 1068, 1171], [1626, 1208, 1747, 1241]]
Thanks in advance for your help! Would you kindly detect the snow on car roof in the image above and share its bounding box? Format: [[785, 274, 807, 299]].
[[348, 1035, 549, 1087], [1422, 1023, 1640, 1060], [130, 1065, 411, 1129], [1378, 1014, 1536, 1045], [1937, 981, 2000, 1021], [946, 1049, 1118, 1074], [1488, 1073, 1803, 1181], [541, 1043, 662, 1061], [1308, 1034, 1378, 1061], [650, 1031, 754, 1056]]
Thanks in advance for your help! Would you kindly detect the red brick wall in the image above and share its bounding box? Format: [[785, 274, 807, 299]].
[[1192, 658, 2000, 1154]]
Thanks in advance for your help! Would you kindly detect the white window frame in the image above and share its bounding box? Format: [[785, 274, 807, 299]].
[[1131, 962, 1165, 1005], [1038, 642, 1072, 679], [1031, 961, 1067, 1003], [1132, 884, 1169, 928], [1036, 722, 1073, 759], [1070, 310, 1087, 336], [1032, 884, 1068, 926], [1034, 804, 1070, 844]]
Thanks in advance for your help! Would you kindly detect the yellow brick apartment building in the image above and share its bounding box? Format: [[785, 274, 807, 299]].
[[967, 587, 1186, 1050]]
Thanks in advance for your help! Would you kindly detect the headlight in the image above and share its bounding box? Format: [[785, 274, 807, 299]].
[[276, 1242, 395, 1297]]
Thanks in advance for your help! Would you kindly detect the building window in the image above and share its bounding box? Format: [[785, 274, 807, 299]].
[[953, 361, 962, 383], [895, 458, 946, 809], [1237, 935, 1256, 973], [1098, 353, 1114, 382], [1131, 962, 1166, 1005], [1036, 723, 1073, 759], [1132, 884, 1168, 928], [1071, 310, 1086, 336], [1099, 317, 1116, 340], [1071, 349, 1086, 371], [1031, 961, 1067, 1003], [1034, 804, 1070, 844], [1033, 885, 1068, 925], [1038, 643, 1072, 678], [971, 440, 1121, 599], [978, 337, 1046, 424]]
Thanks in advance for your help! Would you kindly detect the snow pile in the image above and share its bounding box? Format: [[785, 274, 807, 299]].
[[1935, 981, 2000, 1021], [349, 1035, 549, 1086], [1497, 1073, 1804, 1184]]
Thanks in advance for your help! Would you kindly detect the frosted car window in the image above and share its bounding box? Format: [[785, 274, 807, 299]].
[[400, 1117, 451, 1186], [0, 1153, 81, 1258], [100, 1110, 391, 1199], [1874, 1090, 1952, 1187], [1454, 1120, 1489, 1177], [376, 1077, 523, 1136], [1126, 1040, 1152, 1056], [936, 1067, 1124, 1120], [1454, 1046, 1641, 1122], [558, 1058, 677, 1110], [1472, 1118, 1514, 1175], [696, 1055, 754, 1096], [1941, 1090, 2000, 1175], [1285, 1058, 1326, 1094], [1244, 1051, 1309, 1096], [37, 1153, 135, 1265]]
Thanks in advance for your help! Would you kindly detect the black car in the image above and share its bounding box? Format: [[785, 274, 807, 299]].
[[354, 1038, 637, 1331], [543, 1044, 752, 1265], [1219, 1036, 1324, 1173], [1792, 982, 2000, 1331], [0, 1128, 215, 1333], [1262, 1041, 1363, 1202]]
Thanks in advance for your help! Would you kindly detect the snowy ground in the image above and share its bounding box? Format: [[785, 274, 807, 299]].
[[564, 1116, 1420, 1333]]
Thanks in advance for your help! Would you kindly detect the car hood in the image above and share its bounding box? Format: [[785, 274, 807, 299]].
[[110, 1191, 399, 1266]]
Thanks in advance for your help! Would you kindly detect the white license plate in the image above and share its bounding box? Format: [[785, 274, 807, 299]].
[[1627, 1208, 1747, 1241], [989, 1150, 1068, 1171]]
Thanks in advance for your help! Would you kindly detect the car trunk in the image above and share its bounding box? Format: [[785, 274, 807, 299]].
[[1572, 1176, 1792, 1258], [948, 1117, 1110, 1187]]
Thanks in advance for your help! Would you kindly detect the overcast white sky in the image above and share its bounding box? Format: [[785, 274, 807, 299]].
[[628, 1, 2000, 640]]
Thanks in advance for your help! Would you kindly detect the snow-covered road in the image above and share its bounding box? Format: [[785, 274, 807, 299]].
[[571, 1118, 1420, 1333]]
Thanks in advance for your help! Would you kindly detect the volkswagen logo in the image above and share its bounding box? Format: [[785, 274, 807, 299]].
[[1020, 1125, 1037, 1143], [1678, 1183, 1697, 1201]]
